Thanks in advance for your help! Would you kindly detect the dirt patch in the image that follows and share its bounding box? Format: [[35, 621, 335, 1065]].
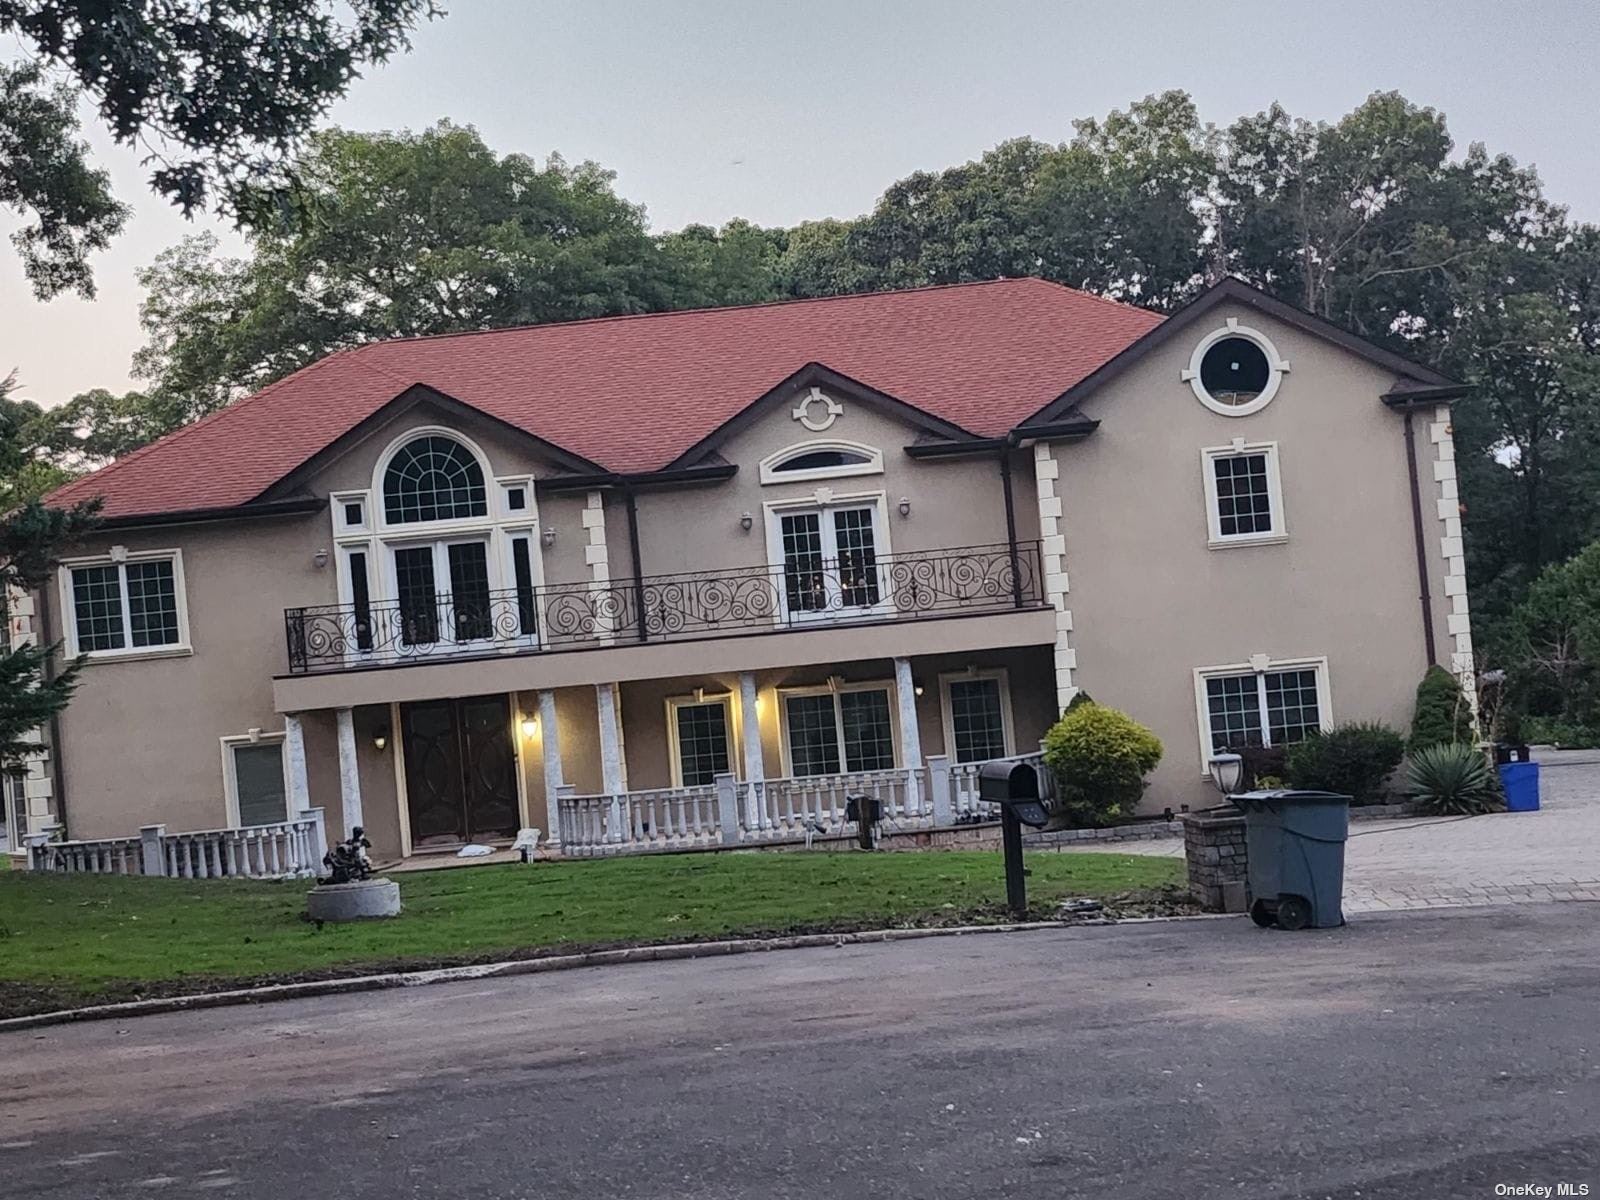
[[0, 887, 1199, 1020]]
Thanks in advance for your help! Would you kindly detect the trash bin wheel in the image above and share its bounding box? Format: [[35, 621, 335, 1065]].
[[1249, 900, 1276, 928], [1275, 895, 1312, 932]]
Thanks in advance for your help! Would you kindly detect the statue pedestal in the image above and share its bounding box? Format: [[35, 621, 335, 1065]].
[[306, 878, 401, 922]]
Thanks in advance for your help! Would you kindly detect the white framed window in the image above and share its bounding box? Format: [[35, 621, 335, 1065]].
[[333, 491, 370, 534], [1, 769, 28, 853], [764, 493, 891, 623], [1193, 656, 1332, 769], [60, 547, 190, 659], [666, 693, 738, 787], [220, 731, 289, 827], [1201, 440, 1286, 547], [759, 439, 884, 485], [497, 475, 535, 519], [1182, 319, 1291, 416], [779, 682, 898, 777], [939, 669, 1014, 764]]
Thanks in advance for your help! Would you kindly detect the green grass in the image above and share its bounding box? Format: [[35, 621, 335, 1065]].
[[0, 850, 1181, 1014]]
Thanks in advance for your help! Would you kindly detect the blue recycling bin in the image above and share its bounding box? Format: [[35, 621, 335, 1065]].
[[1499, 761, 1540, 812]]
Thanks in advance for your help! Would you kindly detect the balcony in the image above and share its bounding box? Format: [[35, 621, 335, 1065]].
[[284, 541, 1044, 676]]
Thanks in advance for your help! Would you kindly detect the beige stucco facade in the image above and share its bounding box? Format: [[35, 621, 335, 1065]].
[[28, 286, 1466, 859]]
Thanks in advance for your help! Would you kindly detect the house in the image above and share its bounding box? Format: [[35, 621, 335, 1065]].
[[14, 277, 1472, 867]]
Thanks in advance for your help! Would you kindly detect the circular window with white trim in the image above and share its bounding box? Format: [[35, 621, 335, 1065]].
[[1183, 322, 1290, 416]]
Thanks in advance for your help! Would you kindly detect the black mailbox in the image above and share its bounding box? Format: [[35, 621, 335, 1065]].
[[978, 761, 1050, 828]]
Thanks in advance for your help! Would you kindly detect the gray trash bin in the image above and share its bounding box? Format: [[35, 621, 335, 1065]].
[[1232, 789, 1351, 930]]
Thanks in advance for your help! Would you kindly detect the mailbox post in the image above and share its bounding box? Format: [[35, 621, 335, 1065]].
[[978, 761, 1051, 917]]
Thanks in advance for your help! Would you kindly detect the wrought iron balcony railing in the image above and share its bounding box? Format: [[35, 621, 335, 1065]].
[[283, 540, 1043, 675]]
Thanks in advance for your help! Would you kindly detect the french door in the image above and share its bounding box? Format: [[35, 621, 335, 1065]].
[[392, 538, 494, 648], [401, 695, 520, 846], [777, 505, 886, 621]]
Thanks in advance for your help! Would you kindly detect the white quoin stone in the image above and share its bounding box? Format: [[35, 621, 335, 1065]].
[[335, 707, 364, 837]]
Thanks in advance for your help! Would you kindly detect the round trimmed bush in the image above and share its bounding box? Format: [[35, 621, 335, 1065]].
[[1042, 702, 1162, 828]]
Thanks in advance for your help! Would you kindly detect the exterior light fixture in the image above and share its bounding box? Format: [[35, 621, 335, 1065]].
[[520, 715, 538, 739], [313, 548, 330, 569], [373, 727, 390, 752], [740, 512, 753, 532], [913, 682, 925, 697], [898, 497, 911, 517], [541, 528, 557, 548], [1207, 752, 1244, 797]]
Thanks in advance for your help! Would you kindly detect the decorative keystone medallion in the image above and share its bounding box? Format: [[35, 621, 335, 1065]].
[[792, 387, 844, 432]]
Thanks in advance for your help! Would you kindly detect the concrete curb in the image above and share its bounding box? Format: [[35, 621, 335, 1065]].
[[0, 913, 1220, 1033]]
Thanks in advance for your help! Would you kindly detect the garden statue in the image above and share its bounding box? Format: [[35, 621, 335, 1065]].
[[322, 826, 373, 884]]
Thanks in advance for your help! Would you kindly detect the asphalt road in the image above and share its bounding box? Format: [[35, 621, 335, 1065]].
[[4, 906, 1599, 1199]]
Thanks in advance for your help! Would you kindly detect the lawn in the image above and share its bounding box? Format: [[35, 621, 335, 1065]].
[[0, 849, 1182, 1017]]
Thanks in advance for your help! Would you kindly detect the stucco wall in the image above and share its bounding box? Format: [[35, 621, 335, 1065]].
[[1054, 300, 1453, 812]]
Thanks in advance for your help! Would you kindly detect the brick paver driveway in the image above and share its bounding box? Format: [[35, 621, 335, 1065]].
[[1340, 749, 1600, 912], [1080, 749, 1600, 912]]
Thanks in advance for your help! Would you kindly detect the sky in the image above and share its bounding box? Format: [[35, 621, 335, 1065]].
[[3, 0, 1598, 406]]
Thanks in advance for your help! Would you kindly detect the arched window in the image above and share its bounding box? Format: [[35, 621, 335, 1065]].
[[759, 440, 884, 485], [382, 435, 488, 524]]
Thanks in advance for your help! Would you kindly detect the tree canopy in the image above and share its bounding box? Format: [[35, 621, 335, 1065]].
[[0, 0, 435, 298]]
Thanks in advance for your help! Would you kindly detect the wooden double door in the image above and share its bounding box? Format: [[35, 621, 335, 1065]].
[[401, 695, 521, 847]]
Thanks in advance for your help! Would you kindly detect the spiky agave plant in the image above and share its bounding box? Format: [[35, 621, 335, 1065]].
[[1405, 743, 1500, 815]]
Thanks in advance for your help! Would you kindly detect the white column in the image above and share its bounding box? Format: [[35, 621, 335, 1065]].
[[539, 689, 564, 846], [738, 671, 766, 827], [596, 682, 624, 796], [893, 657, 924, 815], [335, 707, 364, 836], [284, 713, 311, 815]]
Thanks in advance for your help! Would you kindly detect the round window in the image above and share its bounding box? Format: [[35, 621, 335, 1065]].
[[1199, 336, 1271, 407], [1184, 324, 1287, 416]]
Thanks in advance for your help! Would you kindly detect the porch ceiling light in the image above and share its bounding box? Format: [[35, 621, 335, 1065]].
[[1207, 753, 1244, 797]]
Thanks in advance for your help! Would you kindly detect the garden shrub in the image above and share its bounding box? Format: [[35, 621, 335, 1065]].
[[1042, 702, 1162, 828], [1405, 742, 1501, 815], [1284, 722, 1405, 805], [1231, 744, 1287, 791], [1521, 716, 1600, 749], [1408, 665, 1475, 752]]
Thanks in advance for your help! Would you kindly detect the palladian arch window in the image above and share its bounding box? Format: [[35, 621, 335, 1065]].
[[383, 435, 488, 524]]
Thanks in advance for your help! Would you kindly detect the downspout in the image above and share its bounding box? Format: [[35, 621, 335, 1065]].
[[37, 584, 69, 837], [1403, 410, 1439, 668], [623, 484, 648, 643], [999, 440, 1023, 609]]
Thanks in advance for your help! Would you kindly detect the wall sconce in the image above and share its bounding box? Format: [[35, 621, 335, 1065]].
[[739, 512, 753, 532], [312, 548, 330, 569], [520, 715, 539, 739], [898, 497, 911, 517], [1207, 753, 1244, 797], [913, 682, 925, 697], [541, 528, 557, 548], [373, 727, 390, 752]]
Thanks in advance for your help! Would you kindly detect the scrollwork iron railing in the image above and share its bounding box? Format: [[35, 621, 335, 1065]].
[[284, 541, 1042, 674]]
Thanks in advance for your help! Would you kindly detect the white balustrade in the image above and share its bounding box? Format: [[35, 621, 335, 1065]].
[[27, 812, 326, 880], [559, 785, 722, 857]]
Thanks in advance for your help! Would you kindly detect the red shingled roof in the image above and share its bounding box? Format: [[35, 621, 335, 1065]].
[[51, 277, 1163, 520]]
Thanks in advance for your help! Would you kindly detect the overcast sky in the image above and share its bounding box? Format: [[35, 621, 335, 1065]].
[[3, 0, 1597, 406]]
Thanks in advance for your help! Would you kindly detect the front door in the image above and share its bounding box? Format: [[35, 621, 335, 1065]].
[[401, 695, 520, 847]]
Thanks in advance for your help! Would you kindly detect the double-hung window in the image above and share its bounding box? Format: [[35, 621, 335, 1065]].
[[1197, 659, 1329, 760], [223, 735, 288, 827], [668, 696, 735, 787], [941, 671, 1013, 764], [1201, 442, 1285, 546], [773, 502, 887, 620], [782, 686, 897, 776], [64, 550, 188, 657]]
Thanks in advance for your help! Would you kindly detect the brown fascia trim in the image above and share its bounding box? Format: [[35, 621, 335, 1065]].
[[903, 418, 1100, 460], [92, 497, 328, 531], [1382, 384, 1471, 409], [536, 463, 739, 495]]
